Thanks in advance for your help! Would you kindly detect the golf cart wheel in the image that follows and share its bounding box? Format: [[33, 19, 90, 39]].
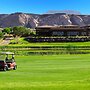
[[13, 65, 17, 70], [3, 67, 7, 71]]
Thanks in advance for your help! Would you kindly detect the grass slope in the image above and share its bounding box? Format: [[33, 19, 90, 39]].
[[0, 55, 90, 90]]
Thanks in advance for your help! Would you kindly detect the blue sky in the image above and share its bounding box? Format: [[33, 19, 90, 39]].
[[0, 0, 90, 14]]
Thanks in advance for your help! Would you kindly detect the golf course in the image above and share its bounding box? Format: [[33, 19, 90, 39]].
[[0, 0, 90, 90], [0, 54, 90, 90]]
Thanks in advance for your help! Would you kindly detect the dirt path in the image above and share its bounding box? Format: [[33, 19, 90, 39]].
[[0, 40, 10, 45]]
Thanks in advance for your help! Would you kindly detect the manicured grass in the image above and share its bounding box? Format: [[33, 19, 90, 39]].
[[0, 54, 90, 90], [7, 41, 90, 50], [9, 42, 90, 46]]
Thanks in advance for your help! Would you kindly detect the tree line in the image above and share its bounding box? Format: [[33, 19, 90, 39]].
[[0, 26, 35, 38]]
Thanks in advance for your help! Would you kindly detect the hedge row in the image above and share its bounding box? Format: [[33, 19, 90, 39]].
[[1, 45, 90, 48], [0, 45, 90, 55], [1, 49, 90, 55]]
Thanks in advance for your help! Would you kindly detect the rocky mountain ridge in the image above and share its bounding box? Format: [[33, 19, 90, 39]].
[[0, 12, 90, 28]]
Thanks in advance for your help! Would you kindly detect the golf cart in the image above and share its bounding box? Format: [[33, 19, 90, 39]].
[[0, 52, 17, 71]]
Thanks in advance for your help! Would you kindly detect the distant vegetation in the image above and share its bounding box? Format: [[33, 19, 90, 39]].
[[12, 26, 35, 37], [0, 26, 35, 39]]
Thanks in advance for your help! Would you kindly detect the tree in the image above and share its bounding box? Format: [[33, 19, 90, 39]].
[[13, 26, 27, 37], [25, 28, 36, 36], [0, 32, 4, 38], [13, 26, 35, 37], [3, 27, 12, 34]]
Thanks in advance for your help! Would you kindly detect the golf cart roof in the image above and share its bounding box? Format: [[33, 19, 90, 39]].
[[1, 52, 14, 55]]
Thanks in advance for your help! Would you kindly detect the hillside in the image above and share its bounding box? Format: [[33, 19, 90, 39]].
[[0, 12, 90, 28]]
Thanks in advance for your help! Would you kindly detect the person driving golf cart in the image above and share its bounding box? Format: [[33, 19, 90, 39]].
[[5, 52, 15, 63], [0, 52, 17, 71]]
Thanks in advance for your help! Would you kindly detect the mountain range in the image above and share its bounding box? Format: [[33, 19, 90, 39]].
[[0, 12, 90, 28]]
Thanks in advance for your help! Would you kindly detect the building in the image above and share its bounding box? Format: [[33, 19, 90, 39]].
[[36, 25, 90, 36], [25, 25, 90, 42]]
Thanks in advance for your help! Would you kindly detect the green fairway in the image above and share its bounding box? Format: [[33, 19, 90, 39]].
[[1, 54, 90, 90]]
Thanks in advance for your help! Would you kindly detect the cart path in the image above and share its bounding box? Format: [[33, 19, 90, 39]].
[[0, 40, 10, 45]]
